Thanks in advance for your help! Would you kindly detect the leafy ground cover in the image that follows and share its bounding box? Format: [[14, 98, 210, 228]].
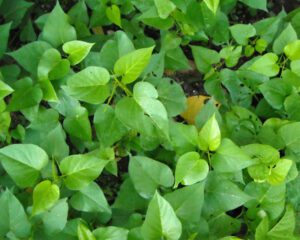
[[1, 0, 300, 239]]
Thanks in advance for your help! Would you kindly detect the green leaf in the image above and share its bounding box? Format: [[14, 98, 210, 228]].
[[248, 53, 280, 77], [239, 0, 267, 11], [94, 104, 127, 147], [114, 46, 154, 84], [204, 0, 220, 14], [174, 152, 209, 187], [63, 107, 92, 142], [0, 144, 48, 188], [40, 2, 77, 47], [220, 46, 242, 67], [279, 122, 300, 160], [267, 205, 296, 239], [164, 182, 205, 222], [0, 190, 31, 238], [191, 46, 220, 74], [141, 192, 182, 240], [63, 40, 94, 65], [129, 156, 174, 198], [230, 24, 256, 45], [211, 138, 253, 172], [93, 226, 129, 240], [0, 22, 11, 59], [70, 182, 111, 214], [78, 223, 96, 240], [38, 48, 70, 82], [0, 79, 13, 100], [273, 23, 298, 54], [59, 154, 109, 190], [290, 60, 300, 76], [32, 180, 60, 216], [66, 66, 110, 104], [42, 199, 68, 235], [198, 114, 221, 151], [255, 217, 269, 240], [133, 81, 169, 138], [284, 40, 300, 61], [204, 173, 251, 215], [154, 0, 176, 19], [106, 4, 122, 28], [8, 41, 52, 75]]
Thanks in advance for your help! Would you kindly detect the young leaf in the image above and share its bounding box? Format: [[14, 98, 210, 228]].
[[0, 190, 31, 238], [154, 0, 176, 19], [174, 152, 209, 187], [198, 114, 221, 151], [204, 0, 220, 14], [129, 156, 174, 198], [78, 223, 96, 240], [63, 40, 95, 65], [0, 144, 48, 188], [40, 2, 77, 47], [284, 40, 300, 61], [0, 80, 13, 100], [59, 154, 109, 190], [248, 53, 279, 77], [141, 192, 182, 240], [32, 180, 60, 216], [267, 159, 293, 185], [66, 66, 110, 104], [106, 4, 122, 28], [114, 46, 154, 84]]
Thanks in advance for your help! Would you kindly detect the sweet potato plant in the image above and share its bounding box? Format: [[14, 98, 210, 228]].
[[1, 0, 300, 239]]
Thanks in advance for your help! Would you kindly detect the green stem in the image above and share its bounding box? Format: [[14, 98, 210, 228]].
[[207, 151, 212, 169], [115, 77, 132, 96]]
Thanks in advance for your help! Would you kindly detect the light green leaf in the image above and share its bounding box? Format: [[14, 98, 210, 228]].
[[268, 159, 293, 185], [66, 66, 110, 104], [0, 190, 31, 238], [273, 23, 298, 54], [114, 46, 154, 84], [8, 41, 52, 75], [239, 0, 267, 11], [70, 182, 111, 214], [141, 192, 182, 240], [0, 80, 13, 100], [40, 2, 76, 47], [78, 223, 96, 240], [230, 24, 256, 45], [174, 152, 209, 187], [220, 46, 242, 67], [106, 4, 122, 28], [204, 0, 220, 14], [59, 154, 109, 190], [255, 217, 269, 240], [284, 40, 300, 61], [291, 60, 300, 76], [0, 144, 48, 188], [248, 53, 279, 77], [198, 114, 221, 151], [211, 138, 253, 172], [133, 81, 169, 138], [93, 226, 129, 240], [154, 0, 176, 19], [0, 22, 11, 59], [164, 182, 205, 222], [63, 40, 94, 65], [32, 180, 60, 216], [129, 156, 174, 198]]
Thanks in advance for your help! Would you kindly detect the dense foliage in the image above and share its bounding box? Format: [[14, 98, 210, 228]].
[[1, 0, 300, 239]]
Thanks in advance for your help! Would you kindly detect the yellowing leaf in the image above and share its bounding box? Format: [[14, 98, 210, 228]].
[[181, 95, 210, 124]]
